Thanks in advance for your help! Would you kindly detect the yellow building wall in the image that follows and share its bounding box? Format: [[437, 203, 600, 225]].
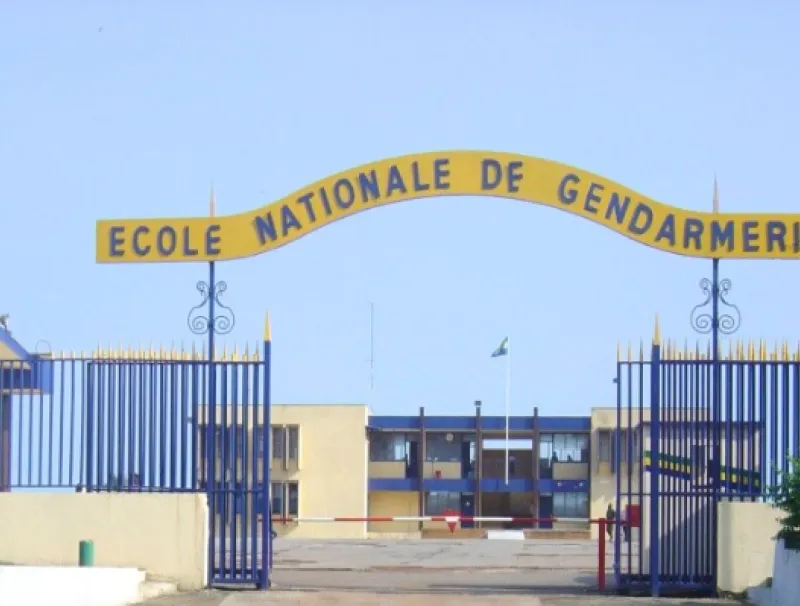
[[271, 404, 368, 538], [590, 407, 644, 538], [198, 403, 369, 539], [553, 462, 589, 480], [422, 461, 461, 479], [367, 491, 419, 534], [369, 461, 406, 478], [589, 406, 761, 542]]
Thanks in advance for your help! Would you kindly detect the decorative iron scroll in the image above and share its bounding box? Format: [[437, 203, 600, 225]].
[[187, 280, 235, 336], [690, 277, 741, 335]]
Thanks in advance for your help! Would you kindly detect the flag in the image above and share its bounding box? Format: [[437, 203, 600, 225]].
[[491, 337, 509, 358]]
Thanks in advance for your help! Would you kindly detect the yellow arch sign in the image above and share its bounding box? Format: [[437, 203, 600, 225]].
[[96, 151, 800, 263]]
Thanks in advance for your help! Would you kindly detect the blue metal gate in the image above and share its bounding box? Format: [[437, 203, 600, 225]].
[[0, 337, 273, 589], [616, 333, 799, 596]]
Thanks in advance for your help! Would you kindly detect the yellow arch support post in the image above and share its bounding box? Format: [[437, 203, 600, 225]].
[[94, 151, 800, 264]]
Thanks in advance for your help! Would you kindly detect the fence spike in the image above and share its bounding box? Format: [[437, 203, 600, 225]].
[[253, 344, 260, 362], [232, 344, 239, 362], [653, 313, 661, 345], [616, 343, 620, 362], [638, 340, 644, 362], [626, 342, 632, 362]]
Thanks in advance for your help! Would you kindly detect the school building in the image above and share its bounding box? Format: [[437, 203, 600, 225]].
[[248, 403, 653, 539]]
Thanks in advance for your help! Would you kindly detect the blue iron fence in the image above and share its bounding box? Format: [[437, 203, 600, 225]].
[[0, 344, 271, 588], [615, 339, 800, 597]]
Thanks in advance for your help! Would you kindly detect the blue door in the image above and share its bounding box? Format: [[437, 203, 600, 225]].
[[539, 494, 553, 529], [460, 493, 475, 528]]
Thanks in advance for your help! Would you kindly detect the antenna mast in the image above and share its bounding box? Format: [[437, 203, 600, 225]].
[[369, 301, 375, 393]]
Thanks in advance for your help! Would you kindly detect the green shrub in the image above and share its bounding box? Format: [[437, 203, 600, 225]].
[[768, 455, 800, 550]]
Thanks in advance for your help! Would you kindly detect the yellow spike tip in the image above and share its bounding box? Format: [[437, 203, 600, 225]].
[[653, 314, 661, 345], [264, 312, 272, 342]]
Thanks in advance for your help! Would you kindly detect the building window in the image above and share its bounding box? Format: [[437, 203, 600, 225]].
[[271, 481, 300, 517], [272, 426, 285, 462], [553, 493, 589, 519], [287, 426, 299, 461], [287, 481, 299, 516], [256, 426, 265, 457], [541, 433, 589, 463], [425, 491, 461, 515], [270, 425, 300, 465], [271, 482, 283, 517], [426, 433, 461, 462], [370, 433, 407, 461], [597, 430, 611, 463]]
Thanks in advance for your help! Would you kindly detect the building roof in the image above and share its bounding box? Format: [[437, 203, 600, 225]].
[[0, 326, 30, 362]]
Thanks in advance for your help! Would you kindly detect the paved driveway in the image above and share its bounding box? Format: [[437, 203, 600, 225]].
[[141, 538, 739, 605]]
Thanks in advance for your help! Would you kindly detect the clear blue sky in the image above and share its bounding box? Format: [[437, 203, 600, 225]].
[[2, 2, 799, 418]]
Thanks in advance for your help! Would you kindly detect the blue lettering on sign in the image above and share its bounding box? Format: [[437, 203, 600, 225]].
[[433, 158, 451, 190], [481, 159, 523, 193], [794, 222, 800, 254], [133, 226, 150, 256], [358, 171, 380, 203], [683, 218, 703, 250], [333, 178, 355, 210], [109, 226, 125, 257], [182, 226, 198, 256], [766, 221, 786, 253], [710, 220, 734, 252], [108, 224, 223, 258], [254, 214, 277, 245], [627, 203, 653, 235], [253, 158, 453, 246], [742, 220, 759, 252], [583, 183, 603, 214], [280, 205, 302, 236], [386, 166, 407, 197], [605, 193, 631, 225], [557, 174, 580, 205], [411, 161, 430, 192], [205, 225, 221, 255], [297, 193, 316, 223], [655, 214, 676, 247], [156, 226, 177, 256]]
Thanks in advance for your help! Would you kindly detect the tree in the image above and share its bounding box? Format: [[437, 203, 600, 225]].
[[768, 455, 800, 550]]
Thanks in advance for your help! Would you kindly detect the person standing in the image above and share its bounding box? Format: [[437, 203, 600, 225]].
[[606, 503, 615, 541], [621, 505, 630, 543]]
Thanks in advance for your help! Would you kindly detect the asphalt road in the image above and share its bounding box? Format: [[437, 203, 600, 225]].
[[138, 538, 739, 605]]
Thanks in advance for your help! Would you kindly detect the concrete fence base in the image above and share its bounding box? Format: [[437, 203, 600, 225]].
[[0, 493, 208, 590]]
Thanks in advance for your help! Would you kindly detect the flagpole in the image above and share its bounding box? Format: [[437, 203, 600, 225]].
[[505, 337, 511, 486]]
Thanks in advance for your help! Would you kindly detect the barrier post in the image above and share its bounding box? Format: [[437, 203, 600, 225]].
[[597, 518, 606, 591]]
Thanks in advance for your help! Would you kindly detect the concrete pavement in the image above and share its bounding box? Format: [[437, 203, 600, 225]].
[[136, 538, 740, 605]]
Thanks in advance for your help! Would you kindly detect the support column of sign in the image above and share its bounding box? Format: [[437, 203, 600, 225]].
[[187, 188, 236, 586], [689, 178, 741, 594]]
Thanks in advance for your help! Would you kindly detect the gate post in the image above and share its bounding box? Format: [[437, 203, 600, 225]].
[[260, 314, 273, 590], [649, 317, 662, 598]]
